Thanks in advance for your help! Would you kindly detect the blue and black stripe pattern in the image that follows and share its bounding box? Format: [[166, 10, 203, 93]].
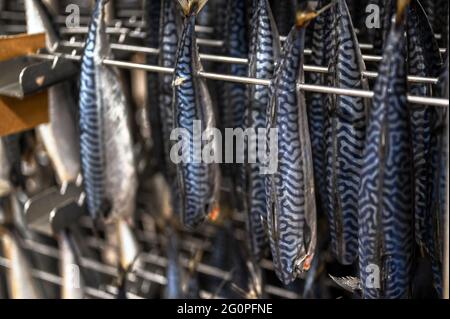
[[306, 0, 334, 212], [266, 22, 316, 286], [223, 0, 249, 209], [224, 0, 248, 131], [406, 0, 443, 295], [79, 0, 107, 220], [358, 20, 414, 299], [324, 0, 369, 265], [159, 0, 180, 185], [173, 2, 219, 229], [243, 0, 280, 260]]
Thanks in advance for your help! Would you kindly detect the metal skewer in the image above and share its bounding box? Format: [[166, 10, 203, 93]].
[[31, 52, 448, 107], [57, 40, 440, 85]]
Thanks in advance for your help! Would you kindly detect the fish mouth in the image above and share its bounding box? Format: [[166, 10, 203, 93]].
[[295, 254, 313, 274]]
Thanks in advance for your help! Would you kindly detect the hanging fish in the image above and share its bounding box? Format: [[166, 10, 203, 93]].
[[158, 0, 181, 186], [79, 0, 137, 222], [25, 0, 81, 186], [266, 9, 319, 285], [323, 0, 370, 265], [143, 0, 164, 172], [306, 0, 333, 211], [426, 55, 449, 298], [406, 0, 443, 295], [221, 0, 249, 207], [222, 0, 248, 131], [358, 4, 414, 298], [244, 0, 280, 260], [173, 0, 220, 229]]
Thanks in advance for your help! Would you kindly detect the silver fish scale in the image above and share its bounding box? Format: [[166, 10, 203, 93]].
[[244, 0, 280, 260], [173, 14, 218, 229], [407, 0, 443, 295], [358, 22, 413, 299], [79, 0, 137, 221], [324, 0, 368, 265], [266, 26, 316, 285], [79, 0, 106, 220]]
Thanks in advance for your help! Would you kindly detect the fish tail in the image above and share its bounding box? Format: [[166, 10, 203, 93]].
[[177, 0, 209, 16]]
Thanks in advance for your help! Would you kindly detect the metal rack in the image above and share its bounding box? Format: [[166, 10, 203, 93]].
[[0, 2, 449, 300]]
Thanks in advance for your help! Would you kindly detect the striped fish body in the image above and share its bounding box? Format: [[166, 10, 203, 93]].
[[324, 0, 369, 265], [79, 0, 137, 221], [358, 21, 413, 299], [223, 0, 249, 206], [306, 0, 334, 212], [407, 0, 443, 294], [223, 0, 248, 131], [173, 9, 220, 229], [266, 24, 316, 285], [158, 0, 181, 186], [243, 0, 280, 260]]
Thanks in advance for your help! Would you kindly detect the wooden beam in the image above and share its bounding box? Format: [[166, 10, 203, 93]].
[[0, 33, 49, 137]]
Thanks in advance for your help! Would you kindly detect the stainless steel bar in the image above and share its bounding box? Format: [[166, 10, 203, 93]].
[[0, 255, 116, 299], [59, 25, 213, 37], [19, 236, 298, 299], [31, 53, 449, 107], [58, 41, 439, 84], [60, 26, 447, 53], [0, 11, 25, 21]]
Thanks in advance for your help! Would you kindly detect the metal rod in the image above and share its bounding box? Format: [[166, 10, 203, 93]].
[[57, 25, 447, 54], [31, 53, 447, 107], [58, 41, 439, 84], [11, 237, 299, 299], [0, 255, 116, 299]]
